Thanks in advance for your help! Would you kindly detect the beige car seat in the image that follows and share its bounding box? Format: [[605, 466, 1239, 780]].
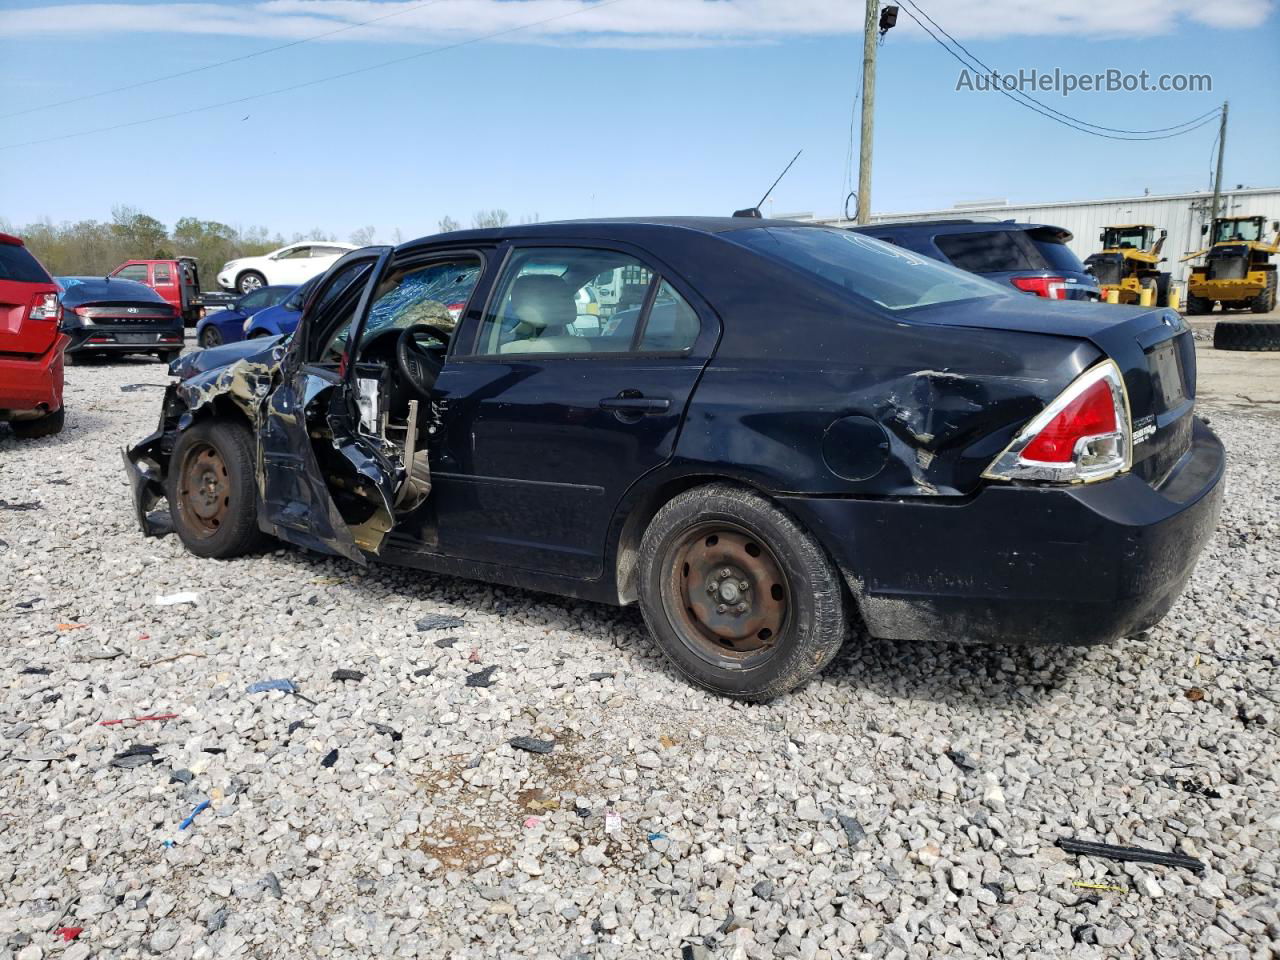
[[499, 275, 591, 354]]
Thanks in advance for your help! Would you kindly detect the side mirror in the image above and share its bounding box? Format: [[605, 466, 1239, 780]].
[[1272, 221, 1279, 232], [1098, 231, 1105, 242], [1200, 224, 1209, 236], [1160, 229, 1167, 238]]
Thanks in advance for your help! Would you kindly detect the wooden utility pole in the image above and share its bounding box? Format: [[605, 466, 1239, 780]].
[[855, 0, 879, 225], [1210, 101, 1228, 221]]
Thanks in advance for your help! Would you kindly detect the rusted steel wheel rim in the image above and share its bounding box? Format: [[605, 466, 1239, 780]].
[[661, 522, 790, 665], [176, 441, 231, 538]]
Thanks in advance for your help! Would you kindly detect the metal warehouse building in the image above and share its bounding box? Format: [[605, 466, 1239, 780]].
[[805, 186, 1280, 286]]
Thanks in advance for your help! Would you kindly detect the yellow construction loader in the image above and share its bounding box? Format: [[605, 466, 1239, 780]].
[[1084, 225, 1172, 306], [1182, 215, 1279, 315]]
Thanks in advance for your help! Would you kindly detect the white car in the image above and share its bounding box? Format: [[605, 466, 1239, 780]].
[[216, 242, 358, 294]]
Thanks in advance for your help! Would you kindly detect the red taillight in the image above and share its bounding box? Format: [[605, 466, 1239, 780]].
[[1020, 378, 1118, 463], [983, 361, 1131, 484], [1011, 276, 1068, 300], [29, 292, 60, 322]]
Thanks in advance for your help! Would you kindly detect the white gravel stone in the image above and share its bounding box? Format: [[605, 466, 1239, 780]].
[[0, 357, 1275, 959]]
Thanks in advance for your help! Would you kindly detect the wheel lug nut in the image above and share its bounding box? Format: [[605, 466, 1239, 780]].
[[739, 581, 749, 591], [736, 603, 747, 613], [720, 568, 730, 578], [716, 604, 727, 614], [706, 582, 717, 594]]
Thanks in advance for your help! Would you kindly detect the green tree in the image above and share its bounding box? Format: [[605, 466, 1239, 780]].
[[111, 205, 171, 258]]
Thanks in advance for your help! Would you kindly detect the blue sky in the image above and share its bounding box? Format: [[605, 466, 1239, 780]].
[[0, 0, 1276, 242]]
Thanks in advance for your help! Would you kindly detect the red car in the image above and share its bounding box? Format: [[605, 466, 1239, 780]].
[[0, 233, 66, 438], [110, 257, 204, 325]]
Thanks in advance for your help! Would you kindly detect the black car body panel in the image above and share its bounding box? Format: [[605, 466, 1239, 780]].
[[124, 218, 1222, 649], [851, 220, 1100, 301], [57, 276, 184, 356]]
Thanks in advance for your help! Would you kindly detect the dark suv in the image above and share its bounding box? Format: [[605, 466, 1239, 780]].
[[850, 219, 1100, 301]]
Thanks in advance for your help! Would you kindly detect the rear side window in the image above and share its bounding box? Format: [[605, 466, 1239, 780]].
[[153, 263, 173, 284], [934, 231, 1042, 273], [732, 227, 1005, 311], [0, 242, 52, 283]]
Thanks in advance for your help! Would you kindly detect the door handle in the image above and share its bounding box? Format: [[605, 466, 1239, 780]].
[[599, 394, 671, 415]]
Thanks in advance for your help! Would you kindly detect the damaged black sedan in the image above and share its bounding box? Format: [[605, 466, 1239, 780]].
[[124, 219, 1223, 700]]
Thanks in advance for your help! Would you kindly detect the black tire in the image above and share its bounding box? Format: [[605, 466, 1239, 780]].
[[636, 483, 849, 700], [11, 408, 65, 439], [236, 271, 266, 294], [1251, 272, 1277, 314], [1185, 293, 1212, 316], [67, 351, 99, 365], [1214, 320, 1280, 351], [1155, 273, 1171, 308], [199, 326, 223, 348], [166, 419, 271, 558]]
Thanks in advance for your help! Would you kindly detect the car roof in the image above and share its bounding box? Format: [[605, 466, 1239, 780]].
[[849, 219, 1067, 237], [400, 216, 821, 249]]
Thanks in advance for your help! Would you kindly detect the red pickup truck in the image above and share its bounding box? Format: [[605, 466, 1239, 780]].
[[109, 258, 208, 325]]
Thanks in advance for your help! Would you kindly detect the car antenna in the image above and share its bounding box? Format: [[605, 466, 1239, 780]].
[[733, 149, 802, 219]]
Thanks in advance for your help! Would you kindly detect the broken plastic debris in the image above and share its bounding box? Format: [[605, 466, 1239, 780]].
[[286, 720, 307, 736], [19, 666, 51, 675], [1056, 837, 1205, 874], [331, 669, 365, 682], [946, 749, 976, 772], [604, 809, 622, 835], [587, 671, 615, 681], [321, 748, 339, 768], [648, 831, 667, 842], [100, 713, 178, 726], [523, 816, 542, 828], [54, 927, 84, 942], [154, 592, 200, 606], [179, 800, 211, 830], [415, 613, 467, 632], [509, 736, 555, 755], [1071, 880, 1127, 893], [247, 678, 297, 694], [412, 666, 434, 678], [110, 744, 160, 768], [836, 814, 866, 849], [169, 769, 193, 784], [466, 665, 498, 688], [0, 499, 41, 511], [372, 722, 402, 741], [433, 637, 458, 648], [56, 623, 87, 631]]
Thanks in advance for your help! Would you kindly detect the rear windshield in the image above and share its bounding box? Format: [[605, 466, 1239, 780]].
[[934, 231, 1042, 272], [732, 227, 1005, 311], [1028, 230, 1087, 273], [0, 242, 52, 283]]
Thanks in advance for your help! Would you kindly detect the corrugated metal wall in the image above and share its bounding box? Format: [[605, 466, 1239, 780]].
[[813, 187, 1280, 285]]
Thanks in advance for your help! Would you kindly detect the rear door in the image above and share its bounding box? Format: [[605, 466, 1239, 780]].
[[258, 247, 393, 562], [428, 242, 718, 579]]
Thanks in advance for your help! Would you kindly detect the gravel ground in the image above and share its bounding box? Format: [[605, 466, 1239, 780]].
[[1, 353, 1277, 960]]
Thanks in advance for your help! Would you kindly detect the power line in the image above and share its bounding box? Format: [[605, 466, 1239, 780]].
[[0, 0, 450, 120], [0, 0, 628, 150], [897, 0, 1221, 141]]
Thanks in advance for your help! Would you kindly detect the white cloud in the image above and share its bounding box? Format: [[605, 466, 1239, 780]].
[[0, 0, 1272, 46]]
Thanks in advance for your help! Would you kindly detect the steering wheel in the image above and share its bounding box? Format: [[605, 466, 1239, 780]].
[[395, 323, 451, 396]]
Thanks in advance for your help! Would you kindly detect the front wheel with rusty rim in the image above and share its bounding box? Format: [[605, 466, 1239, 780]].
[[166, 419, 270, 559], [637, 483, 849, 700]]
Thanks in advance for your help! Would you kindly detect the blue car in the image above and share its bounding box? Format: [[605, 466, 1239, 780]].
[[243, 275, 322, 341], [196, 285, 296, 348]]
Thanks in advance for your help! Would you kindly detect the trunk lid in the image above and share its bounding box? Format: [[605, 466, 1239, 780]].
[[0, 278, 59, 355], [912, 296, 1195, 485]]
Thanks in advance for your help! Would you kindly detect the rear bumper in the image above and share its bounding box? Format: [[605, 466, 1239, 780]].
[[0, 335, 66, 417], [783, 417, 1225, 646], [65, 324, 184, 354]]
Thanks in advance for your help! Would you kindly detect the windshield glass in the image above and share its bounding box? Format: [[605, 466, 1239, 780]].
[[732, 227, 1007, 310], [1103, 227, 1151, 250], [1213, 219, 1262, 243]]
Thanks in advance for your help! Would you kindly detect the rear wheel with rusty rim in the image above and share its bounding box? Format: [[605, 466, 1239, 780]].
[[663, 524, 790, 667], [638, 483, 849, 700], [166, 419, 270, 559]]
